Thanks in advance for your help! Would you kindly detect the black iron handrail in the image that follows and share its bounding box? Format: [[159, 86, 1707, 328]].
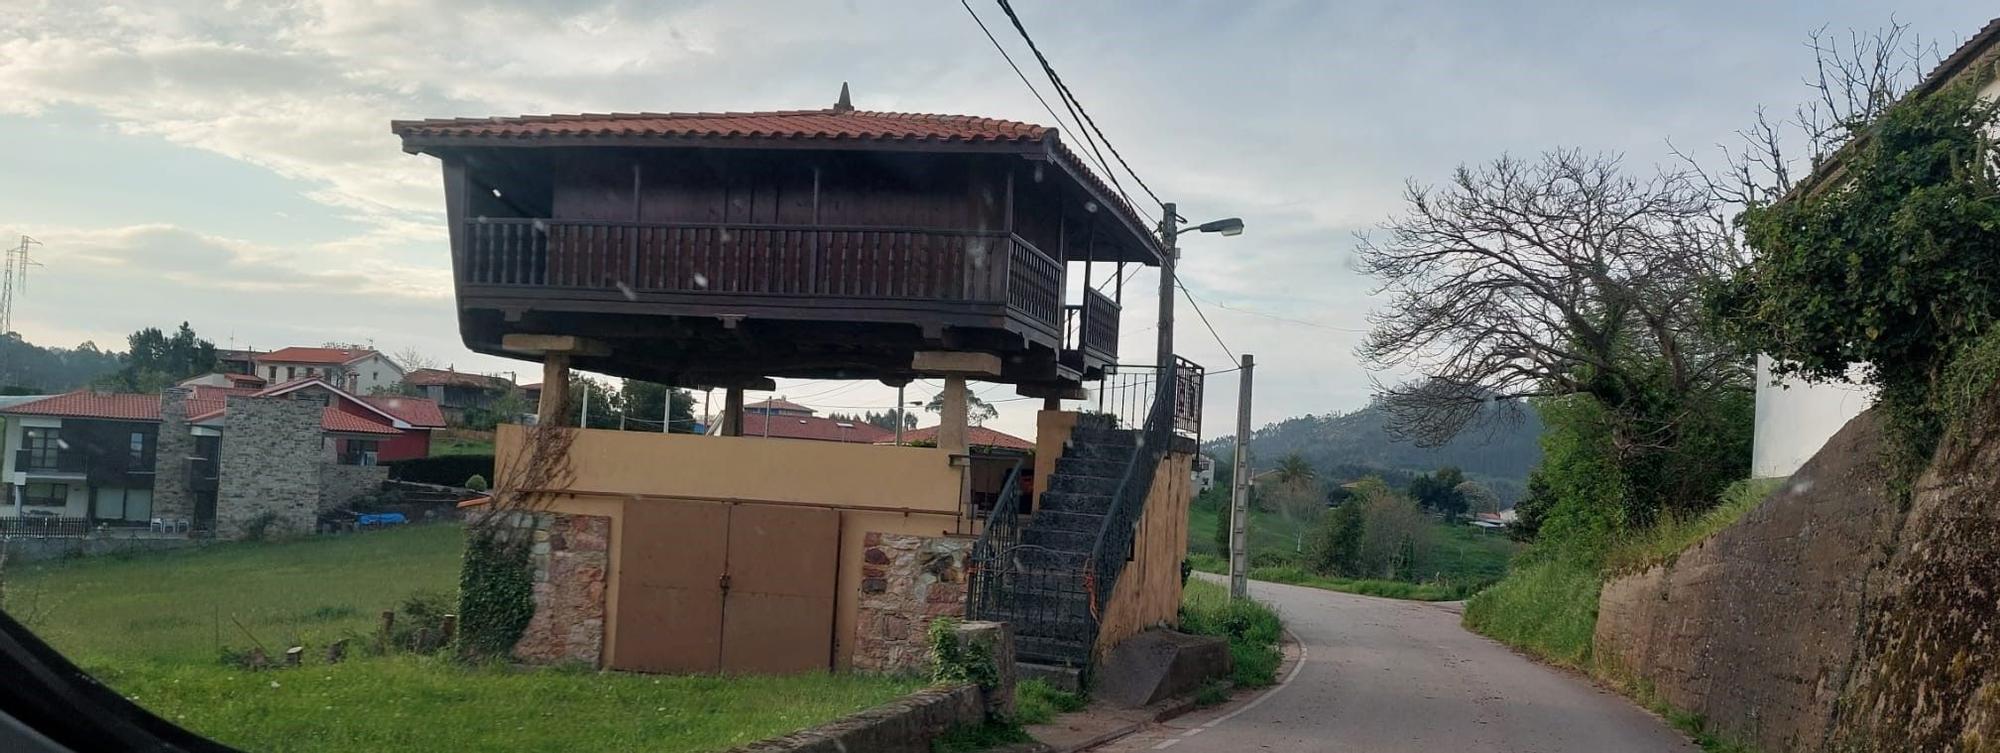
[[1084, 363, 1177, 620]]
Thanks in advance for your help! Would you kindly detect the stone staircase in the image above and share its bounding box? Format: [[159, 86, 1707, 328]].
[[987, 415, 1140, 669]]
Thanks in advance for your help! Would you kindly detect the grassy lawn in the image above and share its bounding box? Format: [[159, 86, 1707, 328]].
[[1178, 579, 1283, 687], [432, 432, 496, 456], [2, 524, 919, 753]]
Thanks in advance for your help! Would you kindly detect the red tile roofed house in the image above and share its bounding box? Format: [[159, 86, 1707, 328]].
[[0, 382, 426, 532], [401, 368, 516, 424], [721, 412, 893, 444], [881, 425, 1034, 452], [742, 397, 816, 417], [252, 346, 405, 394]]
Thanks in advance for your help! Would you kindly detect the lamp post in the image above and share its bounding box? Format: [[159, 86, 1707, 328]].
[[1156, 205, 1248, 599]]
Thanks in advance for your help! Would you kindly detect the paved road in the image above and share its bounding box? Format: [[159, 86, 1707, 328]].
[[1097, 578, 1697, 753]]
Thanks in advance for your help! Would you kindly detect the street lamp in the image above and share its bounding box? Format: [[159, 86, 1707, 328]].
[[1177, 217, 1245, 237]]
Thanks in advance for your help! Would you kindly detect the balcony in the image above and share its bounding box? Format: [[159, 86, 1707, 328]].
[[1062, 287, 1121, 374], [459, 218, 1063, 340], [14, 448, 84, 476]]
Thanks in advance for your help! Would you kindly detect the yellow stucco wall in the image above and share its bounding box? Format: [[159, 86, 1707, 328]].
[[494, 425, 971, 670], [1093, 451, 1195, 660]]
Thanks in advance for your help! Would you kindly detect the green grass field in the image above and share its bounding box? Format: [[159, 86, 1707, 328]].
[[2, 524, 917, 753]]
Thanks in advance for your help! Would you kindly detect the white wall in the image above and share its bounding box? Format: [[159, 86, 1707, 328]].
[[1751, 355, 1875, 478]]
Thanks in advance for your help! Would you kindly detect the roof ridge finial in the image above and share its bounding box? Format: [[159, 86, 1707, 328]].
[[834, 82, 853, 113]]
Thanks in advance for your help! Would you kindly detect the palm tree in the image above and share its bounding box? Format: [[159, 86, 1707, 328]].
[[1270, 454, 1320, 552], [1274, 454, 1316, 486]]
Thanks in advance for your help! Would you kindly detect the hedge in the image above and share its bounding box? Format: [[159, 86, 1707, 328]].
[[388, 454, 496, 488]]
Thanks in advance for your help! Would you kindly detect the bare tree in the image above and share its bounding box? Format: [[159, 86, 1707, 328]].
[[1357, 149, 1747, 447], [1672, 21, 1941, 208], [392, 346, 439, 373]]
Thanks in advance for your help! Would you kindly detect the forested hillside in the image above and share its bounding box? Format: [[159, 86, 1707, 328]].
[[0, 333, 122, 393], [1204, 400, 1541, 503]]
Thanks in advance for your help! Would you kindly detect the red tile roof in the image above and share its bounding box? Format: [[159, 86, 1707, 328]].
[[392, 103, 1159, 258], [392, 109, 1048, 145], [736, 413, 893, 444], [1918, 17, 2000, 96], [0, 391, 163, 421], [882, 425, 1034, 451], [361, 395, 448, 428], [404, 368, 513, 390], [256, 346, 381, 365], [744, 397, 816, 415], [322, 408, 401, 435]]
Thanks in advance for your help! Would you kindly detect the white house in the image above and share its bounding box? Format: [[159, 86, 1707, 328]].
[[252, 346, 405, 394]]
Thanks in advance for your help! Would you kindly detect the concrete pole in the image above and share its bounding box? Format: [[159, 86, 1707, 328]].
[[939, 377, 970, 455], [662, 386, 671, 433], [1230, 353, 1255, 601], [536, 354, 571, 427], [579, 380, 590, 429], [896, 384, 906, 446]]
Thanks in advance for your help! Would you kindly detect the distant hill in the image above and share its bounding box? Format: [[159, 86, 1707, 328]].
[[1203, 400, 1542, 504], [0, 333, 123, 393]]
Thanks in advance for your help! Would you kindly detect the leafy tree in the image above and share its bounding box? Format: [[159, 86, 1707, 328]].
[[1409, 466, 1470, 522], [567, 376, 620, 430], [0, 334, 121, 392], [96, 322, 217, 392], [924, 390, 999, 427], [1305, 497, 1366, 577], [619, 380, 697, 433], [1456, 480, 1501, 515]]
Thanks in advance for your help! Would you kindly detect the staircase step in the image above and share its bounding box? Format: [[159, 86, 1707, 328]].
[[1064, 440, 1138, 462], [1045, 473, 1121, 495], [1056, 457, 1129, 480], [1069, 427, 1140, 448], [1074, 412, 1119, 431], [1022, 527, 1094, 553], [1018, 547, 1089, 569], [1028, 509, 1105, 532], [1038, 491, 1113, 514], [1016, 634, 1093, 664]]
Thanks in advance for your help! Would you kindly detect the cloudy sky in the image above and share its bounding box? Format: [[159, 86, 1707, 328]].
[[0, 1, 1987, 439]]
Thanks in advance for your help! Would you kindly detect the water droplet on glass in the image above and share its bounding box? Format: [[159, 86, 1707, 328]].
[[693, 273, 709, 289], [532, 219, 548, 233], [616, 281, 637, 300]]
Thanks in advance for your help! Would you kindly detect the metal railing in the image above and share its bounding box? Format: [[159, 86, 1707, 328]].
[[0, 516, 89, 539], [459, 218, 1065, 336], [1083, 362, 1178, 625], [1094, 359, 1205, 440]]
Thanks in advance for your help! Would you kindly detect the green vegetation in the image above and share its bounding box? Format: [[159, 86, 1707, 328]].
[[1461, 559, 1602, 668], [432, 434, 496, 456], [1013, 679, 1086, 725], [89, 657, 919, 753], [1720, 76, 2000, 494], [1603, 478, 1785, 576], [1179, 579, 1283, 688], [1189, 481, 1517, 602], [2, 524, 918, 753], [930, 720, 1032, 753]]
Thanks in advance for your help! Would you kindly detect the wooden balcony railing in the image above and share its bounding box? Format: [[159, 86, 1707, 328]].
[[1062, 288, 1122, 367], [460, 219, 1064, 336]]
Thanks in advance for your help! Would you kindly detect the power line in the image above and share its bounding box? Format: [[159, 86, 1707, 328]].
[[1177, 277, 1236, 363], [959, 0, 1131, 206], [992, 0, 1166, 212]]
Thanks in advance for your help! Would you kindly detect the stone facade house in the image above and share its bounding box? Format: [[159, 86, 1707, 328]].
[[0, 378, 444, 537]]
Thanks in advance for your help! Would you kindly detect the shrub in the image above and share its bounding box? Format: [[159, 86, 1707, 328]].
[[1179, 580, 1284, 687], [457, 532, 532, 659], [1013, 679, 1086, 725], [389, 455, 495, 488], [1304, 500, 1364, 576], [1461, 559, 1601, 668], [464, 474, 489, 492]]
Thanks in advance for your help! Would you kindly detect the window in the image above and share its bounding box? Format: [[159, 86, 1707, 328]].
[[287, 366, 296, 380], [23, 482, 66, 509], [128, 431, 148, 468], [93, 487, 152, 523], [342, 439, 380, 466], [267, 365, 277, 380], [21, 427, 59, 470]]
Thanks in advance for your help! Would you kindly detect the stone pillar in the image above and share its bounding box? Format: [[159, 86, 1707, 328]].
[[216, 396, 323, 539], [152, 387, 195, 523], [536, 354, 571, 427], [953, 621, 1017, 720], [723, 388, 745, 437], [939, 377, 969, 456]]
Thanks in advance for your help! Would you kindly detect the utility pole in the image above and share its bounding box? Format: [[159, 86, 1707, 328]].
[[895, 384, 906, 445], [1156, 203, 1177, 378], [662, 387, 671, 433], [579, 381, 590, 429], [1229, 353, 1255, 600]]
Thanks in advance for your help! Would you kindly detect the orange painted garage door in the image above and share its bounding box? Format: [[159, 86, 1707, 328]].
[[613, 499, 839, 675]]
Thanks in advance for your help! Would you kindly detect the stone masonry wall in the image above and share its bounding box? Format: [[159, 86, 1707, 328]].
[[852, 532, 971, 673], [511, 511, 610, 666], [319, 462, 388, 511], [152, 387, 195, 522], [1595, 412, 1902, 753], [216, 396, 323, 539]]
